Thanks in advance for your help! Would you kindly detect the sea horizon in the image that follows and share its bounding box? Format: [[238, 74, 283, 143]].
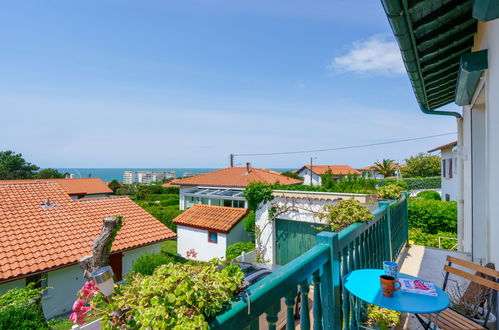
[[55, 167, 296, 183]]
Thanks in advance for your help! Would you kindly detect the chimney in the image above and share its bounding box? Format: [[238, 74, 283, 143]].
[[246, 162, 251, 174]]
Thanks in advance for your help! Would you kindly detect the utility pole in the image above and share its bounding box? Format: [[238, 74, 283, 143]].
[[230, 154, 234, 167]]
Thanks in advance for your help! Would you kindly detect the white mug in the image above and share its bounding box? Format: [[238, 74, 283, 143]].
[[383, 261, 398, 278]]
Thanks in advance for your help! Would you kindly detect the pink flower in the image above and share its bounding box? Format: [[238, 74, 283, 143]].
[[72, 299, 85, 312], [81, 281, 99, 300], [69, 312, 78, 323]]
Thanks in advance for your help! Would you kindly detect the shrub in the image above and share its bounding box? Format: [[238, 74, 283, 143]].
[[91, 260, 244, 329], [409, 228, 457, 250], [316, 199, 374, 232], [378, 176, 441, 190], [377, 184, 403, 200], [226, 242, 256, 261], [243, 211, 255, 234], [131, 253, 177, 275], [366, 304, 400, 330], [0, 302, 48, 329], [408, 199, 457, 234], [416, 190, 441, 200]]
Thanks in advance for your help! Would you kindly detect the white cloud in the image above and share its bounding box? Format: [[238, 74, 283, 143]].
[[329, 35, 405, 76]]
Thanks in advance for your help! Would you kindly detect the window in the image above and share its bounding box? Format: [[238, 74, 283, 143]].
[[208, 231, 218, 243], [448, 158, 453, 179], [442, 159, 446, 178], [223, 199, 232, 207], [26, 273, 48, 297], [233, 200, 245, 208]]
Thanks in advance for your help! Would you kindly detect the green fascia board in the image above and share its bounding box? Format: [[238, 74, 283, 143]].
[[455, 49, 488, 106], [473, 0, 499, 21]]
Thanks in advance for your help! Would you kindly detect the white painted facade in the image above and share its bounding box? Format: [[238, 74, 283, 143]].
[[0, 243, 162, 319], [179, 186, 247, 210], [176, 220, 251, 262], [454, 18, 499, 270], [296, 168, 322, 186], [256, 191, 377, 264], [438, 146, 459, 201]]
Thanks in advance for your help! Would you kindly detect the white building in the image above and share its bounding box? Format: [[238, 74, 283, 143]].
[[123, 170, 176, 184], [428, 141, 458, 201], [167, 164, 302, 210], [296, 165, 361, 186], [0, 182, 176, 319], [382, 2, 499, 268], [173, 204, 251, 262]]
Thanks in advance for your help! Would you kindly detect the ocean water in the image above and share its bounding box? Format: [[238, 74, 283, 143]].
[[56, 168, 295, 183]]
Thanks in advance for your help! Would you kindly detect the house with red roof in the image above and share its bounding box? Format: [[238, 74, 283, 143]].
[[173, 204, 250, 261], [296, 165, 360, 186], [428, 141, 458, 201], [166, 163, 302, 210], [0, 181, 175, 318]]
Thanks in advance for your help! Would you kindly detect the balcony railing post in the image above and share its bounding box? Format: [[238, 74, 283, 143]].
[[316, 232, 341, 330], [379, 201, 393, 261], [403, 191, 409, 245]]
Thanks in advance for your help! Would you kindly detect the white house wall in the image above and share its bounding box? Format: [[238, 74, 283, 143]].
[[122, 243, 162, 274], [297, 168, 321, 186], [440, 148, 459, 201], [226, 219, 252, 246], [176, 225, 227, 262], [0, 243, 163, 319]]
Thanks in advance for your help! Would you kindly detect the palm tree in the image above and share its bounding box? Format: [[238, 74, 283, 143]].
[[373, 159, 396, 178]]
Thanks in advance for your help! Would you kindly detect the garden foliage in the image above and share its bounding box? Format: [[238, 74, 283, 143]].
[[377, 184, 404, 200], [226, 241, 256, 261], [416, 190, 441, 200], [131, 253, 178, 275], [315, 199, 374, 232], [92, 260, 244, 329], [378, 176, 441, 189], [0, 283, 48, 329], [409, 228, 457, 250], [408, 198, 457, 234]]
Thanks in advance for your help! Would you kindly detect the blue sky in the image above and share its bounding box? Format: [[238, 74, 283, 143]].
[[0, 0, 457, 168]]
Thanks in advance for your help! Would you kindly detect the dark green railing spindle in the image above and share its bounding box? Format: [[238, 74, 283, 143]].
[[312, 271, 322, 330], [299, 280, 310, 330], [285, 291, 296, 330]]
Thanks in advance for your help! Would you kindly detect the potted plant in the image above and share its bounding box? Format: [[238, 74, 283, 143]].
[[365, 304, 400, 330], [315, 199, 374, 232], [377, 184, 404, 201]]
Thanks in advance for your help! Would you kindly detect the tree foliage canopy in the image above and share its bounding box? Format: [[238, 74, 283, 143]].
[[402, 153, 441, 178], [33, 168, 65, 179], [373, 159, 395, 178], [0, 151, 39, 179]]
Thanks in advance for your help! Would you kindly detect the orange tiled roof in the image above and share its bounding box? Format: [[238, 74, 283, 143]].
[[173, 204, 248, 233], [165, 167, 302, 188], [428, 141, 457, 153], [0, 178, 112, 196], [0, 182, 175, 282], [298, 165, 361, 176]]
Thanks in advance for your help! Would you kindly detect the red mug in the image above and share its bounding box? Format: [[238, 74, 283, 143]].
[[380, 275, 401, 297]]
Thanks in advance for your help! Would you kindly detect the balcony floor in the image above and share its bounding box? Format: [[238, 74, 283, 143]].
[[396, 244, 471, 329]]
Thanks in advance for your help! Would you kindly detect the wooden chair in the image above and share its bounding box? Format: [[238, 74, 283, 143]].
[[415, 256, 498, 330]]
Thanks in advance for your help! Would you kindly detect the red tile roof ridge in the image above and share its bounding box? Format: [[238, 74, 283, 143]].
[[173, 204, 249, 233]]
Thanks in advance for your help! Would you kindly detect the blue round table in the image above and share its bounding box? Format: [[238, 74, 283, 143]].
[[344, 269, 450, 329]]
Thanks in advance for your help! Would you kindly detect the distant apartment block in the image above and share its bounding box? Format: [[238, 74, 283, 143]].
[[123, 170, 176, 184]]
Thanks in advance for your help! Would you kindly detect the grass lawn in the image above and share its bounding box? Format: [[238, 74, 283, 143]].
[[161, 239, 177, 256]]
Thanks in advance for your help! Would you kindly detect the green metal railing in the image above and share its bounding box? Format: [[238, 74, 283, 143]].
[[211, 193, 408, 330]]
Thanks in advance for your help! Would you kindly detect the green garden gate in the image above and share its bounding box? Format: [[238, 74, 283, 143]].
[[276, 219, 323, 265]]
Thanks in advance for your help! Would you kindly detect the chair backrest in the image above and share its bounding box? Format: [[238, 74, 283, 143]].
[[443, 256, 499, 292]]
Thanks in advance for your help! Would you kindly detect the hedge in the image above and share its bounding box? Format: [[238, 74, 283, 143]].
[[131, 253, 177, 275], [226, 241, 256, 261], [408, 198, 457, 234], [0, 302, 48, 329], [416, 190, 441, 200], [378, 176, 441, 190], [409, 228, 457, 250]]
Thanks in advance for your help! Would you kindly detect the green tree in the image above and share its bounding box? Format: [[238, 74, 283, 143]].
[[373, 159, 395, 178], [33, 168, 64, 179], [108, 179, 122, 193], [0, 151, 39, 179], [281, 171, 300, 179], [402, 153, 441, 177]]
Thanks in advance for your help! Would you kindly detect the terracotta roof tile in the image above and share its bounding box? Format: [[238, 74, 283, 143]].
[[0, 178, 112, 196], [428, 140, 457, 153], [173, 204, 248, 233], [299, 165, 361, 176], [0, 182, 175, 282], [165, 167, 302, 188]]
